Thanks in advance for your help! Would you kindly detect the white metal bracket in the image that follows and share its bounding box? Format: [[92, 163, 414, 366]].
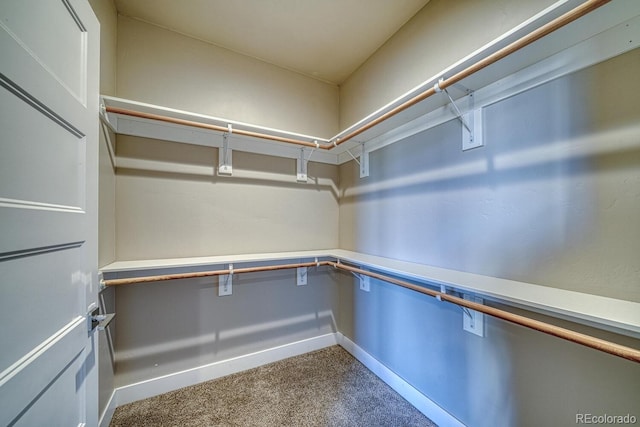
[[98, 97, 117, 132], [359, 143, 369, 178], [462, 294, 484, 337], [296, 148, 307, 182], [98, 272, 106, 291], [345, 143, 369, 178], [297, 140, 320, 183], [218, 124, 233, 176], [462, 94, 484, 151], [219, 264, 233, 296], [435, 79, 483, 151], [297, 267, 308, 286], [359, 272, 370, 292], [349, 269, 370, 292], [88, 304, 115, 333]]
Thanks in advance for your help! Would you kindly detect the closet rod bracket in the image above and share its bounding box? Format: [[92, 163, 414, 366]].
[[98, 97, 117, 132], [218, 125, 233, 176], [435, 79, 484, 151], [344, 142, 369, 178], [462, 93, 484, 151], [297, 147, 308, 182], [219, 264, 233, 296], [348, 268, 370, 292], [98, 272, 106, 290], [462, 294, 484, 337], [360, 143, 369, 178], [297, 267, 308, 286]]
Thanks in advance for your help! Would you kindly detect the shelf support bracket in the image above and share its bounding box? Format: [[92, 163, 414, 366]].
[[434, 79, 483, 151], [98, 272, 106, 291], [298, 141, 320, 183], [297, 267, 308, 286], [462, 294, 484, 337], [360, 143, 369, 178], [462, 93, 484, 151], [348, 269, 370, 292], [218, 124, 233, 176], [297, 147, 308, 182], [345, 143, 369, 178], [345, 148, 360, 166], [98, 97, 117, 133], [219, 264, 233, 296]]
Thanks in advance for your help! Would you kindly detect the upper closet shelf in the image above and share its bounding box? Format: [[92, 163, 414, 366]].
[[102, 0, 640, 168]]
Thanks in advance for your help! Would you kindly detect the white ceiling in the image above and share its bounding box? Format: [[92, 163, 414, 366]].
[[114, 0, 430, 85]]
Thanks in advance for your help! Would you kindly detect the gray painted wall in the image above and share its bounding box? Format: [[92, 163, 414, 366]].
[[338, 274, 639, 426], [338, 50, 640, 426], [114, 267, 340, 386], [340, 49, 640, 302]]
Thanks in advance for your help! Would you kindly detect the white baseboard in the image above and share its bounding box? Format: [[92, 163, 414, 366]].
[[115, 333, 339, 407], [98, 389, 117, 427], [337, 333, 466, 427], [102, 332, 464, 427]]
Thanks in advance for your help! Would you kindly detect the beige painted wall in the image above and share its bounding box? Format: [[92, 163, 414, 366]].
[[110, 12, 342, 401], [90, 0, 117, 268], [115, 136, 339, 260], [89, 0, 117, 96], [89, 0, 118, 421], [98, 127, 116, 268], [339, 0, 558, 129], [117, 16, 339, 138]]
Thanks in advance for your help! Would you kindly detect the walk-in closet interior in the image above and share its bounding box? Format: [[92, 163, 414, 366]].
[[9, 0, 640, 426]]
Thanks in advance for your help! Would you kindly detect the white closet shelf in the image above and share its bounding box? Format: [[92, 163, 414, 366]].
[[100, 249, 640, 339], [101, 1, 640, 168], [99, 250, 336, 273], [100, 96, 341, 165]]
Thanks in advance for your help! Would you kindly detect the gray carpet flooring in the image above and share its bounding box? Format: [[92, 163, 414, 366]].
[[110, 345, 437, 426]]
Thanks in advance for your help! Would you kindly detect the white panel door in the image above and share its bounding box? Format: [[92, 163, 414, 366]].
[[0, 0, 100, 425]]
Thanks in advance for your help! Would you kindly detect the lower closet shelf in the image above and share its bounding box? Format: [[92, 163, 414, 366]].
[[100, 249, 640, 363]]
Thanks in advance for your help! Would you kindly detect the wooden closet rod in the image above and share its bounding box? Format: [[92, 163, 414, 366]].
[[102, 260, 332, 286], [102, 257, 640, 363], [105, 0, 610, 152], [327, 262, 640, 364], [105, 107, 321, 149], [333, 0, 611, 146]]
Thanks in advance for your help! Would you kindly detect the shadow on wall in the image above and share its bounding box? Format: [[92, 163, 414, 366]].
[[112, 269, 338, 387], [115, 134, 340, 201], [340, 51, 640, 301], [113, 134, 340, 260], [339, 261, 640, 427], [338, 50, 640, 426], [339, 270, 518, 426]]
